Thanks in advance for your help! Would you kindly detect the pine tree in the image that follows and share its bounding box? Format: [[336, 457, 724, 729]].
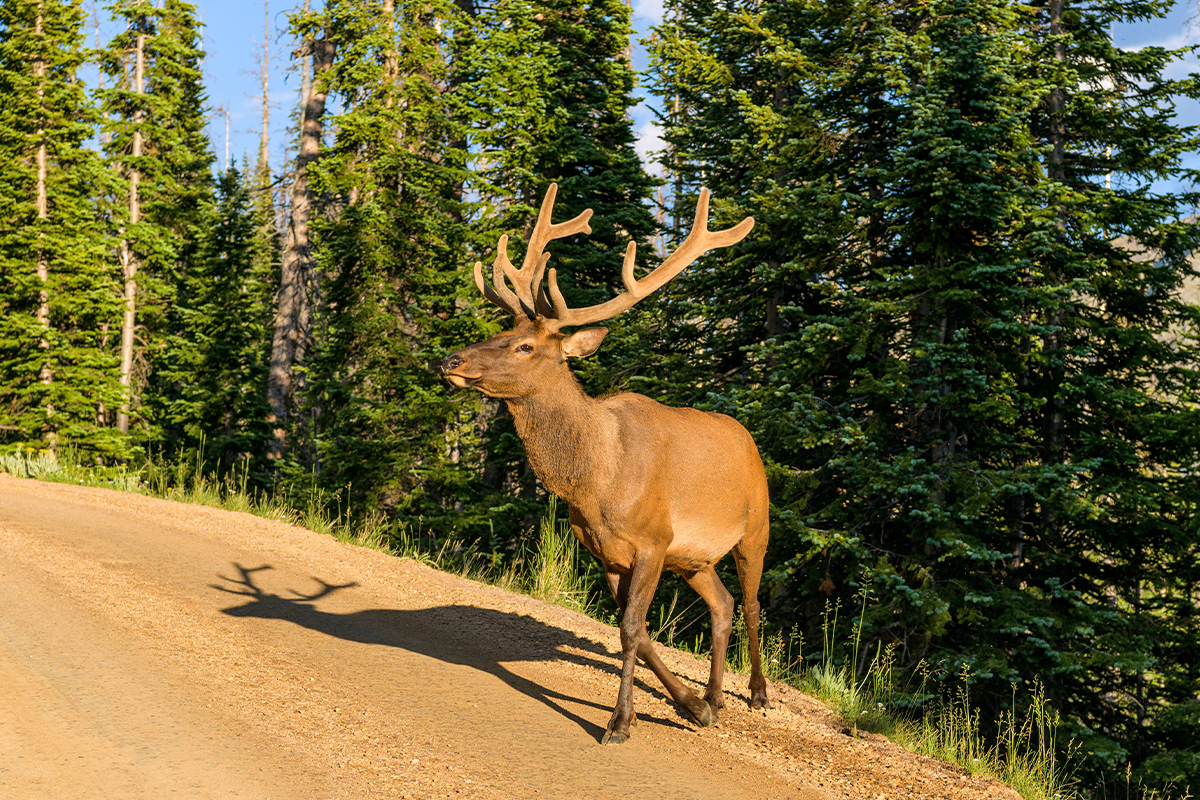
[[294, 0, 491, 523], [0, 0, 124, 457], [1019, 0, 1200, 787], [158, 165, 275, 474], [649, 0, 1200, 791], [98, 0, 214, 441]]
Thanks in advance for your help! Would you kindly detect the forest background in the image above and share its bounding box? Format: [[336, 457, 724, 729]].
[[1, 0, 1199, 795]]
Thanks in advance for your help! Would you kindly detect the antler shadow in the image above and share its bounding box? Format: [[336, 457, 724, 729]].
[[211, 563, 691, 740]]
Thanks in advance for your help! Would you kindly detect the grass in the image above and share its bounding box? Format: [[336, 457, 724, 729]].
[[0, 446, 66, 480], [714, 595, 1080, 800], [2, 443, 403, 552], [4, 445, 1085, 800], [821, 661, 1075, 800]]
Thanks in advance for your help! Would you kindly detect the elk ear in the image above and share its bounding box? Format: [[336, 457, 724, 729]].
[[561, 327, 608, 358]]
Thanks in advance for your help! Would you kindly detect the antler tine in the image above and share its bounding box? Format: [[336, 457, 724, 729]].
[[533, 252, 556, 317], [515, 183, 593, 312], [472, 183, 593, 319], [546, 240, 638, 323], [543, 188, 755, 331], [473, 234, 526, 318]]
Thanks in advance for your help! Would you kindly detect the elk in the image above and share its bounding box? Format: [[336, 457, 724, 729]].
[[441, 184, 770, 745]]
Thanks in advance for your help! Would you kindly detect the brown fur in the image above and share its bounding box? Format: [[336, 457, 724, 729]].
[[444, 317, 771, 745]]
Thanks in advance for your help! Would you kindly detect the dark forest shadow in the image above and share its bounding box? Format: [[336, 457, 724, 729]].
[[211, 563, 692, 741]]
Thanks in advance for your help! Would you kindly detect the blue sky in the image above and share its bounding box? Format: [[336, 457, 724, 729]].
[[188, 0, 1200, 190]]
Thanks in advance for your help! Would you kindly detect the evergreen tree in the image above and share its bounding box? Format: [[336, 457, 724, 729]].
[[98, 0, 214, 442], [1020, 0, 1200, 786], [294, 0, 491, 524], [649, 0, 1200, 792], [157, 165, 275, 475], [0, 0, 124, 457]]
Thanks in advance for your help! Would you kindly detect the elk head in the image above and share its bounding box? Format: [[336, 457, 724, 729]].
[[441, 183, 754, 397]]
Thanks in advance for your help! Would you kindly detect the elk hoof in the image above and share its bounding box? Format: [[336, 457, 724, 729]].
[[689, 702, 715, 728], [601, 729, 630, 746], [750, 689, 772, 710]]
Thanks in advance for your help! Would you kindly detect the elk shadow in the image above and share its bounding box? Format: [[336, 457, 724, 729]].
[[211, 563, 692, 741]]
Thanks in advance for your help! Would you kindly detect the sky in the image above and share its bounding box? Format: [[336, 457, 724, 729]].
[[186, 0, 1200, 190], [189, 0, 672, 177]]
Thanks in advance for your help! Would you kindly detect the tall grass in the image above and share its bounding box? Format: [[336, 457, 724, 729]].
[[720, 593, 1079, 800], [525, 497, 591, 610], [0, 446, 64, 479]]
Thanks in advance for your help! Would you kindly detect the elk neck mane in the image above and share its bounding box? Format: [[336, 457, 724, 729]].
[[503, 369, 612, 503]]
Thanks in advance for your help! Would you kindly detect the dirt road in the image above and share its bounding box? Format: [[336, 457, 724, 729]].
[[0, 476, 1014, 799]]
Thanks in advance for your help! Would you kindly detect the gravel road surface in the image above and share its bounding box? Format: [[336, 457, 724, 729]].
[[0, 476, 1015, 799]]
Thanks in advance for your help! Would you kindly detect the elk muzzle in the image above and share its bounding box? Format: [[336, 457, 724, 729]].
[[441, 351, 480, 388]]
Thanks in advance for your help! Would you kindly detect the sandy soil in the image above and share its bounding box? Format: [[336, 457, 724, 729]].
[[0, 475, 1016, 799]]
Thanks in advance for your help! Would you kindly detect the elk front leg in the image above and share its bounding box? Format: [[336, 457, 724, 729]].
[[603, 571, 715, 737], [601, 554, 670, 746]]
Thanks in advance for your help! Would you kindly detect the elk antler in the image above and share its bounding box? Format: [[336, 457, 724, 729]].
[[473, 185, 754, 330], [544, 189, 753, 330], [473, 183, 594, 320]]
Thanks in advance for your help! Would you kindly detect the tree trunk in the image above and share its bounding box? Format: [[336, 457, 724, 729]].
[[34, 4, 53, 445], [257, 0, 270, 178], [117, 30, 145, 434], [383, 0, 398, 103], [1041, 0, 1066, 544], [267, 24, 334, 460], [912, 289, 955, 533]]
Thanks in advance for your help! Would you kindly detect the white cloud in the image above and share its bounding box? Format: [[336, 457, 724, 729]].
[[632, 0, 665, 28], [1114, 8, 1196, 51], [634, 119, 666, 177]]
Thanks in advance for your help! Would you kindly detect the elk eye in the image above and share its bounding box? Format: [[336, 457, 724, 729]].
[[516, 343, 533, 354]]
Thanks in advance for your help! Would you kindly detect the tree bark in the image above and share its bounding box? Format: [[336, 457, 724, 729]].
[[1041, 0, 1067, 544], [117, 30, 145, 434], [383, 0, 398, 104], [34, 3, 52, 442], [267, 24, 334, 460], [257, 0, 270, 178]]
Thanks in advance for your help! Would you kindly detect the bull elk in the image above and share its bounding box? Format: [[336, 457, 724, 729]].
[[442, 184, 770, 745]]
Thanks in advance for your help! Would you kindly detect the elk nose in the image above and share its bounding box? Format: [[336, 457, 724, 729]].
[[441, 353, 466, 373]]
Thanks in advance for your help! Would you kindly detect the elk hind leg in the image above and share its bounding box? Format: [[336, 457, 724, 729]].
[[732, 527, 772, 709], [682, 566, 735, 717]]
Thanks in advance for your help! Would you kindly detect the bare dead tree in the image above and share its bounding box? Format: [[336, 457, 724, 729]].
[[33, 2, 54, 445], [267, 4, 333, 460], [116, 25, 145, 434]]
